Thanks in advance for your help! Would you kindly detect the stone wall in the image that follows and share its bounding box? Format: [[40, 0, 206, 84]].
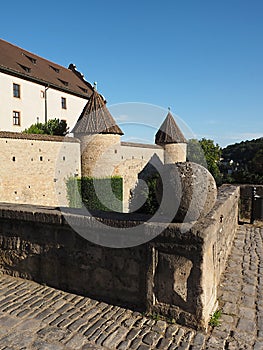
[[117, 143, 164, 212], [79, 134, 121, 177], [79, 137, 164, 212], [239, 185, 263, 222], [164, 143, 186, 163], [0, 132, 165, 211], [0, 132, 80, 207], [0, 185, 239, 330]]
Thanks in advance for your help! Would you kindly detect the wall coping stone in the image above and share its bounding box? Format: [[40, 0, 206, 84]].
[[0, 184, 239, 240], [121, 141, 162, 149], [0, 131, 80, 143]]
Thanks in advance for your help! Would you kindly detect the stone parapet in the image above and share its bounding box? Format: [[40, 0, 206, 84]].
[[0, 185, 239, 330]]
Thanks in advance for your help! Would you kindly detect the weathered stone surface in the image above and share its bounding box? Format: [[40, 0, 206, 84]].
[[154, 253, 193, 305], [0, 185, 240, 330], [0, 224, 262, 349], [156, 162, 217, 222]]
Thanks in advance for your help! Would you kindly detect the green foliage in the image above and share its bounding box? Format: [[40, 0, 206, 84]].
[[148, 312, 161, 321], [209, 309, 222, 327], [130, 174, 160, 215], [221, 137, 263, 184], [66, 177, 82, 208], [199, 138, 222, 185], [67, 176, 123, 212], [187, 138, 206, 167], [23, 123, 45, 134], [222, 138, 263, 165], [142, 312, 176, 325], [188, 137, 263, 185], [187, 138, 222, 185], [23, 118, 68, 136], [44, 119, 68, 136]]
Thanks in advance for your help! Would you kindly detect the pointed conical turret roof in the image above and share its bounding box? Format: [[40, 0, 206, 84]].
[[155, 111, 186, 146], [72, 89, 123, 135]]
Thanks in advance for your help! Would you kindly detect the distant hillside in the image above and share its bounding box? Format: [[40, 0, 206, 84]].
[[220, 137, 263, 184]]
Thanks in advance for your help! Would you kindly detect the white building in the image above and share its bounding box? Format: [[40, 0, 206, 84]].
[[0, 39, 93, 132]]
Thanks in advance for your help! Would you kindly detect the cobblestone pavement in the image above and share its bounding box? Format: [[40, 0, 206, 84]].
[[0, 224, 262, 350]]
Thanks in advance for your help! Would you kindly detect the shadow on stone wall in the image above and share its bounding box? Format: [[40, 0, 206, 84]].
[[0, 184, 240, 330]]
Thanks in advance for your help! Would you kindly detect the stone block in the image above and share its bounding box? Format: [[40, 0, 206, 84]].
[[154, 252, 193, 308], [156, 162, 217, 222]]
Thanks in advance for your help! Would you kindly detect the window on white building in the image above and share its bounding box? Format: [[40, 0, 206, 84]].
[[13, 111, 21, 126], [61, 97, 67, 109], [13, 83, 20, 98]]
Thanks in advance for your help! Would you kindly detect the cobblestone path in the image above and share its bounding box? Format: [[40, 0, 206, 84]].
[[0, 224, 262, 349]]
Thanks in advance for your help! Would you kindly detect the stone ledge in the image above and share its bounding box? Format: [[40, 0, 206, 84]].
[[0, 131, 80, 143], [0, 184, 239, 236], [0, 184, 240, 330]]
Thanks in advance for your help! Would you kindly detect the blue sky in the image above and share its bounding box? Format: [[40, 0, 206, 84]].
[[1, 0, 262, 147]]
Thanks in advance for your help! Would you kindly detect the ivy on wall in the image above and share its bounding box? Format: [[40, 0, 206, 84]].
[[67, 176, 123, 212]]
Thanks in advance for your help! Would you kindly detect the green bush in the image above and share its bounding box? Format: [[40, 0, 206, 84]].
[[67, 176, 123, 212], [23, 122, 45, 134], [130, 174, 160, 215], [66, 177, 82, 208], [23, 118, 68, 136]]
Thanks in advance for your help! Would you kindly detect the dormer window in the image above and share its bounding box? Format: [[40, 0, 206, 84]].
[[23, 53, 37, 64], [50, 65, 60, 73], [58, 79, 69, 86], [79, 86, 88, 93], [18, 63, 31, 73]]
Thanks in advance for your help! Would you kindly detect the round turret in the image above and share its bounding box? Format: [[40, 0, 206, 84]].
[[71, 88, 123, 177], [79, 133, 121, 177], [155, 111, 187, 164], [164, 143, 187, 164]]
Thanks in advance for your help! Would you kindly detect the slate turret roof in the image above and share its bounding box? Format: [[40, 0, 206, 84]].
[[72, 89, 123, 135], [155, 111, 187, 146]]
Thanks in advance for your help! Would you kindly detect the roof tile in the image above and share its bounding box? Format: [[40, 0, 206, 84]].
[[72, 89, 123, 135], [0, 38, 93, 98], [155, 112, 187, 145]]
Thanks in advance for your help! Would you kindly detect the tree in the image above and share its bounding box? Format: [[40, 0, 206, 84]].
[[23, 118, 68, 136], [187, 138, 222, 185], [221, 137, 263, 184], [44, 119, 69, 136], [199, 138, 222, 184], [187, 139, 206, 166]]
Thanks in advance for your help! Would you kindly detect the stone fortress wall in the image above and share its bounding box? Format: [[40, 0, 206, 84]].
[[0, 132, 164, 210], [0, 87, 189, 211], [0, 132, 81, 207]]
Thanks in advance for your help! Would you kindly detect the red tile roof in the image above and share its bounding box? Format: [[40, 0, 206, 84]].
[[0, 39, 93, 99]]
